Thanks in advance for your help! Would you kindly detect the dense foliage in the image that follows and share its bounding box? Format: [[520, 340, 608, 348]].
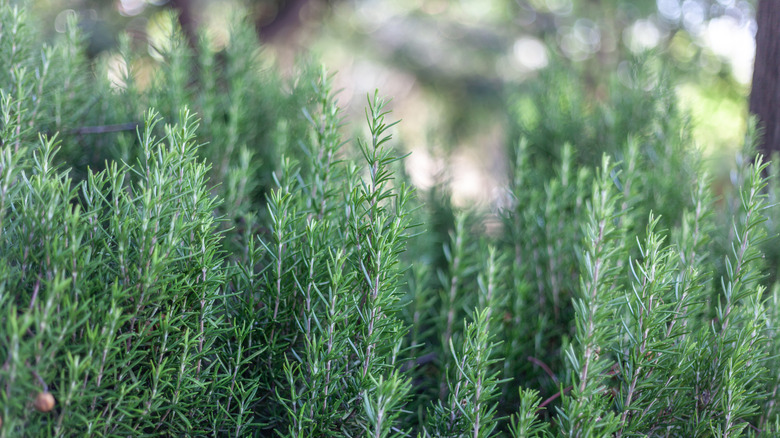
[[1, 2, 779, 437]]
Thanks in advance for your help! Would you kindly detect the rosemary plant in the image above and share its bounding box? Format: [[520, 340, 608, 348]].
[[2, 2, 780, 436]]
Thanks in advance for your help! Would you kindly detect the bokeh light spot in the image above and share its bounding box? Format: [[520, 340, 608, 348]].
[[657, 0, 681, 21], [513, 37, 548, 71], [106, 53, 128, 91], [54, 9, 76, 33], [118, 0, 146, 17], [624, 19, 661, 53], [702, 15, 755, 83]]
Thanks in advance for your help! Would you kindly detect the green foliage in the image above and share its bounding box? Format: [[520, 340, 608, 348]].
[[0, 108, 227, 434], [509, 388, 552, 438], [2, 2, 780, 437], [423, 247, 504, 438], [557, 156, 624, 437], [424, 307, 502, 438]]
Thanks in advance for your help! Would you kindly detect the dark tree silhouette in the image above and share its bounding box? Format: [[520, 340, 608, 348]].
[[750, 0, 780, 156], [257, 0, 311, 41], [169, 0, 196, 47]]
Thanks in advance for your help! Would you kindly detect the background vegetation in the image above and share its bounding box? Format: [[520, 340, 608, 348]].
[[24, 0, 756, 203]]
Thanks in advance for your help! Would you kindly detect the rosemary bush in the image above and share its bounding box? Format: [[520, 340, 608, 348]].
[[1, 2, 780, 436]]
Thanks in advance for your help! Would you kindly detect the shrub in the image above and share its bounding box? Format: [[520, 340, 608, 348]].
[[1, 3, 779, 437]]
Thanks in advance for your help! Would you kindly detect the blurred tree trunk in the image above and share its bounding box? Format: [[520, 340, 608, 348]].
[[169, 0, 196, 47], [258, 0, 310, 41], [750, 0, 780, 156]]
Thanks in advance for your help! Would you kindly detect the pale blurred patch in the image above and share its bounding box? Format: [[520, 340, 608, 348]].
[[624, 19, 662, 53], [145, 10, 176, 61], [702, 16, 755, 84], [201, 1, 246, 52], [448, 122, 507, 208], [677, 82, 746, 156], [54, 9, 76, 33], [513, 37, 548, 71], [118, 0, 145, 17], [559, 19, 601, 61], [106, 53, 128, 91]]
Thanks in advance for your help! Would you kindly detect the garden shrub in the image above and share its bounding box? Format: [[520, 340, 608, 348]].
[[1, 2, 779, 437]]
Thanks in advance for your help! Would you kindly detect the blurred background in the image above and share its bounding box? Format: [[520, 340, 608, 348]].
[[27, 0, 756, 205]]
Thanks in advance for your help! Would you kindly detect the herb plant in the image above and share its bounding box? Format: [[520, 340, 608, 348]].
[[1, 3, 779, 436]]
